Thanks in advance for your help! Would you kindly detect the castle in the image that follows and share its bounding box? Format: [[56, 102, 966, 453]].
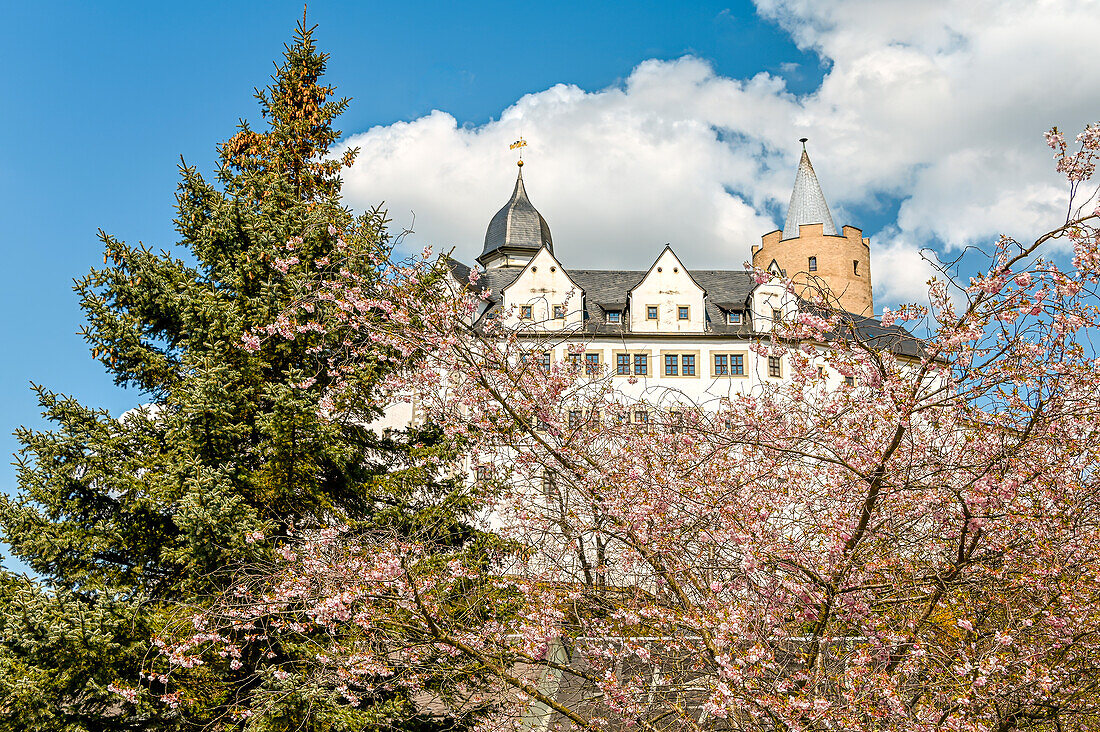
[[443, 143, 911, 398]]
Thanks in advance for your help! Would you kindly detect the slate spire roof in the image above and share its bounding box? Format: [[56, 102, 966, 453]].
[[480, 164, 554, 263], [782, 142, 837, 240]]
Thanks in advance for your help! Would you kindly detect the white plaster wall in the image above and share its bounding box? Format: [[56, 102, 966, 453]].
[[501, 248, 584, 331], [628, 248, 706, 334]]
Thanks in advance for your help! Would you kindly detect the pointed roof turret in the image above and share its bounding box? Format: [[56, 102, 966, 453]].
[[479, 162, 554, 266], [782, 139, 837, 240]]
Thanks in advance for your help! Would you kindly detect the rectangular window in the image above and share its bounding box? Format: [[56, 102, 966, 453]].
[[845, 375, 855, 387], [607, 310, 621, 323], [670, 410, 683, 434], [808, 256, 817, 272], [768, 355, 781, 378], [854, 260, 860, 276], [714, 354, 728, 375], [585, 352, 600, 375], [633, 354, 648, 376], [616, 353, 630, 375], [539, 352, 551, 373], [730, 354, 744, 375], [665, 354, 678, 376], [727, 311, 742, 325], [681, 354, 695, 376], [588, 409, 600, 425], [633, 410, 649, 425], [553, 304, 565, 319], [678, 306, 689, 320], [475, 464, 491, 481], [520, 305, 533, 319], [568, 410, 582, 428], [567, 352, 581, 368], [772, 307, 783, 324], [647, 305, 658, 320]]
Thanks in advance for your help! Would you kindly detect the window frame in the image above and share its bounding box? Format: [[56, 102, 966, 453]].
[[660, 350, 700, 378], [808, 256, 817, 272], [726, 311, 742, 325], [613, 350, 652, 377], [711, 351, 747, 377], [552, 304, 566, 319], [606, 310, 622, 324], [677, 305, 690, 321], [584, 351, 601, 375], [767, 355, 782, 378], [520, 304, 533, 320], [646, 305, 658, 320]]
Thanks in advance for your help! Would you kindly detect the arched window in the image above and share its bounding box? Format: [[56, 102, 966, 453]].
[[808, 256, 817, 272]]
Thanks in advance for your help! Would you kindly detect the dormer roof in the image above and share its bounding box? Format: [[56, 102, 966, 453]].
[[783, 143, 837, 239]]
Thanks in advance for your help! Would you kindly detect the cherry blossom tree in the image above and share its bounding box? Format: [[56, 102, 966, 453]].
[[150, 125, 1100, 732]]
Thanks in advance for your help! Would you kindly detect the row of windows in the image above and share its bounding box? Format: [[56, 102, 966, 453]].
[[533, 351, 861, 384], [518, 304, 751, 325]]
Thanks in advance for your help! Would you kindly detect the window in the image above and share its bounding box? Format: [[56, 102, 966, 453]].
[[616, 352, 649, 376], [670, 410, 683, 434], [681, 354, 695, 376], [768, 355, 782, 378], [567, 352, 581, 368], [772, 307, 783, 324], [520, 305, 533, 319], [844, 375, 855, 387], [647, 305, 658, 320], [568, 410, 582, 428], [585, 352, 600, 375], [727, 311, 742, 325], [665, 354, 678, 376], [553, 304, 565, 319], [587, 409, 600, 425], [713, 354, 745, 376], [538, 352, 551, 374], [607, 310, 621, 324], [678, 306, 689, 320], [853, 259, 860, 276], [808, 256, 817, 272], [633, 409, 649, 425], [475, 464, 491, 481]]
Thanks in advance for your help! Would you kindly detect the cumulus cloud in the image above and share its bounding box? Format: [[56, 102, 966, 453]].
[[340, 0, 1100, 309]]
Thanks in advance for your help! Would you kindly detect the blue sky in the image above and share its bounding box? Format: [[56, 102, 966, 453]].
[[2, 0, 1097, 569]]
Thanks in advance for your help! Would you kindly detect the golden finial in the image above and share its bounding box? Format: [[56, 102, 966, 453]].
[[510, 136, 527, 166]]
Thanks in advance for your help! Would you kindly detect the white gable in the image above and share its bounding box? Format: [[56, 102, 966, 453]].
[[628, 247, 706, 333], [501, 247, 584, 330]]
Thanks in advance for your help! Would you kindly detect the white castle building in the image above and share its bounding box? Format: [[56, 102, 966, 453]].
[[425, 145, 917, 413]]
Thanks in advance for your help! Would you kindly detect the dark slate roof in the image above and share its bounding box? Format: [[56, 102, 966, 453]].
[[783, 146, 837, 239], [480, 168, 553, 262], [445, 259, 926, 356]]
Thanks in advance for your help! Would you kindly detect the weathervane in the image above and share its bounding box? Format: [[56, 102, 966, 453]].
[[510, 135, 527, 167]]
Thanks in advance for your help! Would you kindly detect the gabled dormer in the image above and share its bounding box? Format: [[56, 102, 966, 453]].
[[627, 246, 706, 333], [501, 247, 584, 330]]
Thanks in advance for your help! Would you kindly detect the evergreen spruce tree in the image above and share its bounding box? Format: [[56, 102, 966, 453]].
[[0, 19, 475, 731]]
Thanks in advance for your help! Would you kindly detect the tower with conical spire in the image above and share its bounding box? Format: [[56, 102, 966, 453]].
[[752, 140, 873, 315]]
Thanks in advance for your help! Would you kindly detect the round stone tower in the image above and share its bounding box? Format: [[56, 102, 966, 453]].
[[752, 141, 873, 315]]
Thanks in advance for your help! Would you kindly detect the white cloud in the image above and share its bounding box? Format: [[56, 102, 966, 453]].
[[340, 0, 1100, 309]]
